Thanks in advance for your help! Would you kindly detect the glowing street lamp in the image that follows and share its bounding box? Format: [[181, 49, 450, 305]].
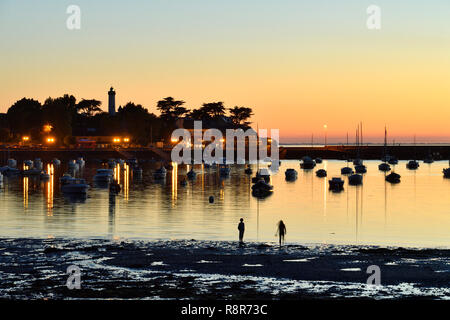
[[43, 124, 53, 133], [46, 137, 55, 144], [22, 136, 30, 142], [113, 137, 121, 143], [123, 137, 130, 143]]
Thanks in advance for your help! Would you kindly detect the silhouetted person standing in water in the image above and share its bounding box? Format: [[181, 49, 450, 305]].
[[276, 220, 287, 246], [238, 218, 245, 244]]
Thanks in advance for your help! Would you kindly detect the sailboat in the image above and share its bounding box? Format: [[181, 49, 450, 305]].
[[354, 123, 367, 173], [252, 124, 273, 197], [341, 132, 354, 175], [406, 135, 419, 170], [379, 126, 391, 172]]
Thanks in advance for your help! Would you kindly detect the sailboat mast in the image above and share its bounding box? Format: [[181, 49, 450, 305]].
[[360, 122, 363, 146], [256, 123, 259, 172]]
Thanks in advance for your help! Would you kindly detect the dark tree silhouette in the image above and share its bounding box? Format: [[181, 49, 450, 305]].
[[76, 99, 102, 117], [7, 98, 43, 138], [42, 94, 76, 143], [201, 102, 225, 119], [229, 106, 254, 127], [188, 107, 210, 120], [117, 102, 159, 145], [156, 97, 186, 121], [4, 93, 254, 146]]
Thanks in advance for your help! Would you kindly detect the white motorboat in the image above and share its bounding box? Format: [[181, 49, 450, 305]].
[[60, 173, 73, 185], [24, 160, 33, 168], [76, 157, 85, 167], [0, 166, 20, 176], [7, 159, 17, 168], [68, 160, 80, 172], [61, 178, 89, 194], [252, 168, 270, 183], [34, 159, 43, 171], [93, 169, 114, 183]]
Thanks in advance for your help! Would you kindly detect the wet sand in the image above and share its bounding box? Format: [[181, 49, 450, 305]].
[[0, 238, 448, 300]]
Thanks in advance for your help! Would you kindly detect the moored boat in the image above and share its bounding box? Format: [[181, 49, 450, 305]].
[[252, 168, 270, 183], [406, 160, 419, 170], [285, 169, 298, 181], [300, 156, 316, 169], [93, 169, 114, 183], [61, 178, 89, 194], [329, 177, 344, 191], [348, 174, 363, 186], [251, 180, 273, 198], [378, 163, 391, 172], [386, 172, 401, 184], [316, 169, 327, 177], [341, 166, 354, 175], [354, 164, 367, 174]]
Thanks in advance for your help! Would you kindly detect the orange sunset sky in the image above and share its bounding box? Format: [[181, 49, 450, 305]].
[[1, 0, 449, 143]]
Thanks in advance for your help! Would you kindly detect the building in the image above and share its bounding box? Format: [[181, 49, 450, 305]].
[[108, 87, 116, 115]]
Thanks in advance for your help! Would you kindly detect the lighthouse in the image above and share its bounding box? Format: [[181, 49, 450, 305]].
[[108, 87, 116, 115]]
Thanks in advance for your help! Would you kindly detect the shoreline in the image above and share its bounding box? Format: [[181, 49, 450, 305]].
[[1, 238, 449, 300], [3, 144, 450, 162]]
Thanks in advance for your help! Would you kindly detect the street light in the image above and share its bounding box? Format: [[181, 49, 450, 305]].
[[43, 124, 53, 133], [46, 137, 55, 143], [22, 136, 30, 142]]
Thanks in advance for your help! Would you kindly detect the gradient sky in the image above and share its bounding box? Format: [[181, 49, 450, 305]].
[[1, 0, 449, 143]]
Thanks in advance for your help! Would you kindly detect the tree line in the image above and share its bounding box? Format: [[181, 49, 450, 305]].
[[0, 95, 253, 146]]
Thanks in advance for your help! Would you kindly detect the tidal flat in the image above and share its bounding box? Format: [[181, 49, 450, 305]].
[[0, 238, 449, 300]]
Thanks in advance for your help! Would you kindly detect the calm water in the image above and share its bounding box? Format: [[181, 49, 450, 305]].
[[0, 160, 449, 248]]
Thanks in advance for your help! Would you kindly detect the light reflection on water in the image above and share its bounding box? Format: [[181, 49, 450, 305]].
[[0, 160, 449, 248]]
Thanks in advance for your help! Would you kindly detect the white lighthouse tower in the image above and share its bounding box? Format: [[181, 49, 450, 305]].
[[108, 87, 116, 115]]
